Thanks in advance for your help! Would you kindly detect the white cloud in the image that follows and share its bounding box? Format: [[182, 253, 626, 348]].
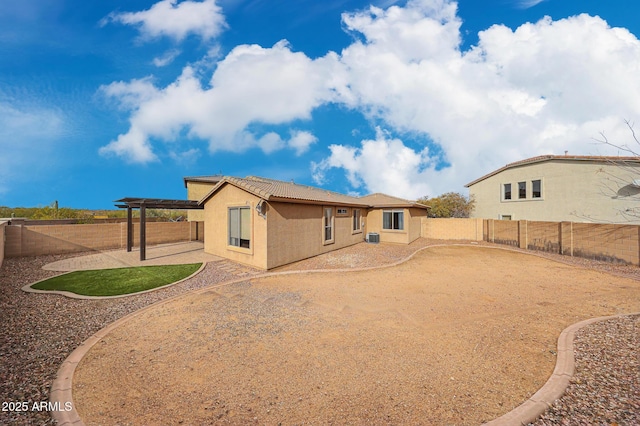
[[153, 49, 181, 67], [101, 0, 640, 198], [514, 0, 545, 9], [104, 0, 227, 43], [99, 41, 344, 161], [321, 0, 640, 196], [288, 130, 318, 155], [312, 128, 435, 199]]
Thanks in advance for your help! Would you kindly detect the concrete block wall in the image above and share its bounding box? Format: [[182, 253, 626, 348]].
[[570, 223, 639, 265], [526, 221, 562, 253], [482, 219, 640, 265], [492, 220, 519, 246], [0, 221, 6, 269], [421, 218, 483, 241], [5, 222, 192, 257]]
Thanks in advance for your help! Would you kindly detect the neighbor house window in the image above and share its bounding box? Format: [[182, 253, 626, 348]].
[[337, 208, 348, 215], [532, 179, 541, 198], [228, 207, 251, 248], [503, 183, 512, 200], [518, 181, 526, 199], [383, 210, 404, 230], [352, 209, 361, 232], [324, 207, 334, 243]]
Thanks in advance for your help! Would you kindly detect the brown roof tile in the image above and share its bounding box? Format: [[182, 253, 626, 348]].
[[198, 176, 429, 209], [200, 176, 369, 206], [358, 193, 428, 209]]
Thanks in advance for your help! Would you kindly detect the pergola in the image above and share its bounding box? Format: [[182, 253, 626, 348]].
[[115, 197, 204, 261]]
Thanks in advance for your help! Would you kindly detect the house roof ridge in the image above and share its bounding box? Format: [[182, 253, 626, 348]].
[[466, 154, 640, 187], [360, 192, 416, 202], [200, 175, 371, 206]]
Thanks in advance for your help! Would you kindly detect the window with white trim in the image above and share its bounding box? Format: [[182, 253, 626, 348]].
[[352, 209, 361, 232], [383, 210, 404, 230], [323, 207, 334, 243], [518, 181, 526, 199], [228, 206, 250, 248], [532, 179, 541, 198], [503, 183, 512, 200]]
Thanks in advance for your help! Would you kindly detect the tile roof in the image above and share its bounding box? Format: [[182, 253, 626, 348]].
[[199, 176, 369, 206], [358, 193, 428, 209], [465, 155, 640, 187], [198, 176, 430, 209]]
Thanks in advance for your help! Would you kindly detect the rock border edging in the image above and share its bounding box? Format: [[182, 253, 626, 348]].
[[481, 313, 638, 426]]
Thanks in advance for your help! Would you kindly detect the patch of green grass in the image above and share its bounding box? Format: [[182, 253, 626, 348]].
[[32, 263, 202, 296]]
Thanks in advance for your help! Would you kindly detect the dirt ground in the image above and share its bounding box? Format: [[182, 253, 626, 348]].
[[73, 246, 640, 425]]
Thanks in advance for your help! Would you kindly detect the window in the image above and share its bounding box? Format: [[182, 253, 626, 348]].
[[337, 208, 348, 215], [501, 215, 512, 220], [532, 179, 541, 198], [228, 207, 250, 248], [323, 207, 334, 243], [518, 181, 526, 199], [503, 183, 511, 200], [352, 209, 361, 232], [383, 210, 404, 230]]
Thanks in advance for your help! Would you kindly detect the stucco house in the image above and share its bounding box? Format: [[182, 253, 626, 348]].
[[196, 176, 429, 270], [184, 175, 223, 222], [465, 155, 640, 224]]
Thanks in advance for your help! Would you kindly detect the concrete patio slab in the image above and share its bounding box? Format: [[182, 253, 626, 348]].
[[42, 241, 222, 272]]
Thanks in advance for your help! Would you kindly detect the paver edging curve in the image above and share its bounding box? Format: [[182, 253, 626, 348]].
[[48, 243, 635, 425], [481, 312, 640, 426]]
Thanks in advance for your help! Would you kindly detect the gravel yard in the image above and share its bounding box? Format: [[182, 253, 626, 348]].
[[73, 244, 639, 425], [0, 252, 259, 425], [1, 240, 639, 425]]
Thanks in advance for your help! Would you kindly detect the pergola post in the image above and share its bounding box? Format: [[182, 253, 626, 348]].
[[140, 203, 146, 261], [126, 206, 133, 252], [114, 197, 203, 263]]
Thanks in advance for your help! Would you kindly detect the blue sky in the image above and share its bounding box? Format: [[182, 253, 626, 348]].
[[2, 0, 640, 209]]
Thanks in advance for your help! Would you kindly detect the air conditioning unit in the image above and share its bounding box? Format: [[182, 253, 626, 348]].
[[366, 232, 380, 244]]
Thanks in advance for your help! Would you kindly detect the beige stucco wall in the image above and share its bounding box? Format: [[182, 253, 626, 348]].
[[421, 218, 484, 241], [408, 208, 428, 242], [5, 222, 193, 257], [469, 160, 640, 224], [186, 181, 217, 222], [266, 203, 364, 269], [203, 184, 268, 269], [366, 208, 424, 244]]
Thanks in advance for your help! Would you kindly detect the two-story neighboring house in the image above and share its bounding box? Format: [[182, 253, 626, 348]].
[[465, 155, 640, 224]]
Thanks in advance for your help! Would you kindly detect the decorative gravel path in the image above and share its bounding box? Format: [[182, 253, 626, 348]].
[[0, 239, 638, 425]]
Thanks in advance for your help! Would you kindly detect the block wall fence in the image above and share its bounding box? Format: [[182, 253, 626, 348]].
[[2, 218, 639, 266], [483, 219, 640, 265], [4, 221, 204, 258], [0, 221, 7, 268], [422, 217, 640, 265], [421, 218, 484, 241]]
